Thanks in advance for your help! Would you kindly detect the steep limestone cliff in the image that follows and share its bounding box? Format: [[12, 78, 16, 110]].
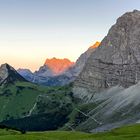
[[73, 10, 140, 102]]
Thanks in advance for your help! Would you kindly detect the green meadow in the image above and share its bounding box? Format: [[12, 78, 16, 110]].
[[0, 124, 140, 140]]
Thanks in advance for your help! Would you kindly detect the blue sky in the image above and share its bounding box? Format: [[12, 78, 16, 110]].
[[0, 0, 140, 71]]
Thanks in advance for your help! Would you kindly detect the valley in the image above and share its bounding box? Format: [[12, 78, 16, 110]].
[[1, 8, 140, 140]]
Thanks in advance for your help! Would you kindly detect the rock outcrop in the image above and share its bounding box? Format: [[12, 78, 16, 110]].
[[34, 65, 54, 77], [64, 42, 100, 78], [73, 10, 140, 102], [44, 58, 74, 75], [17, 68, 34, 82], [0, 64, 26, 85], [73, 83, 140, 132]]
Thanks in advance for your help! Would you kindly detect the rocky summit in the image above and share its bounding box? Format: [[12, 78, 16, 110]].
[[0, 63, 26, 85], [67, 10, 140, 132], [73, 10, 140, 102], [64, 42, 100, 78], [44, 58, 74, 75]]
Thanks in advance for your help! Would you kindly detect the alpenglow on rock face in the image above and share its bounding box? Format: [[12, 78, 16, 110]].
[[64, 42, 100, 78], [44, 58, 74, 75], [18, 42, 99, 86], [73, 10, 140, 101]]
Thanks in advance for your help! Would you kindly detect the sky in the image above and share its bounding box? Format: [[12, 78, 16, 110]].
[[0, 0, 140, 71]]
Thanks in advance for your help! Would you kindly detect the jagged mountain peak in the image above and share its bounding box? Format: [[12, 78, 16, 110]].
[[89, 41, 100, 49], [0, 63, 26, 86], [117, 9, 140, 22], [44, 57, 75, 75], [45, 57, 74, 65], [1, 63, 14, 69], [0, 63, 17, 76], [34, 65, 54, 77], [64, 41, 100, 78], [17, 68, 32, 73]]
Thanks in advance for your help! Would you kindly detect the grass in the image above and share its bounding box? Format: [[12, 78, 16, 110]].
[[0, 82, 75, 131], [0, 82, 73, 122], [0, 124, 140, 139], [0, 82, 50, 121]]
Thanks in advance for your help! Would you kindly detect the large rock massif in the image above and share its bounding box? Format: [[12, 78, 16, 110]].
[[68, 10, 140, 132], [73, 10, 140, 102], [34, 58, 74, 77], [18, 58, 74, 86], [44, 58, 74, 75]]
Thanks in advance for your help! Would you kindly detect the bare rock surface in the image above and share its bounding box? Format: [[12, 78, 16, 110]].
[[0, 64, 26, 85], [73, 10, 140, 101]]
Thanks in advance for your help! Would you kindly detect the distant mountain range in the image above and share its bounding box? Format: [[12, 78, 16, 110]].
[[18, 42, 100, 86]]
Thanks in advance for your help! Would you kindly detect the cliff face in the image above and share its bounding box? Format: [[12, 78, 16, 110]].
[[0, 64, 26, 86], [44, 58, 74, 75], [64, 42, 100, 78], [73, 10, 140, 102], [34, 65, 54, 77]]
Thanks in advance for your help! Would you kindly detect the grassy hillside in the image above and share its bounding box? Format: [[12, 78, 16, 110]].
[[2, 81, 140, 134], [0, 80, 103, 132], [0, 82, 50, 121], [0, 124, 140, 140], [0, 82, 74, 131]]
